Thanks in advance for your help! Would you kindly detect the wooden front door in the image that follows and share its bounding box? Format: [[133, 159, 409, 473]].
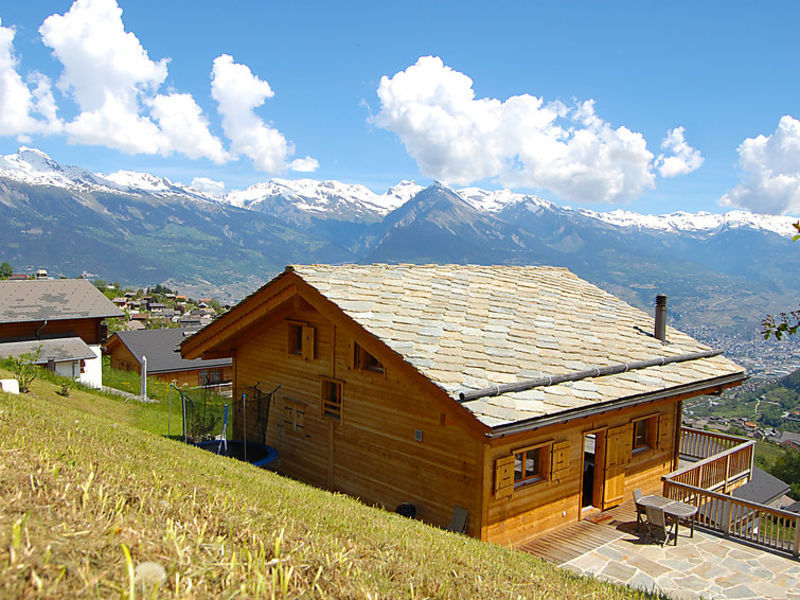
[[602, 423, 632, 510]]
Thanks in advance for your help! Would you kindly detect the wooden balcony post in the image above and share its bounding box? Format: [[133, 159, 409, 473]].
[[724, 454, 731, 493], [722, 499, 732, 538], [794, 515, 800, 558]]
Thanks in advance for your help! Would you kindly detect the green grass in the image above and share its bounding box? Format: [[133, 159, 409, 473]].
[[755, 439, 786, 470], [0, 371, 655, 599]]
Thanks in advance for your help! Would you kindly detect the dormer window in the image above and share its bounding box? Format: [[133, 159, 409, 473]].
[[354, 342, 383, 373]]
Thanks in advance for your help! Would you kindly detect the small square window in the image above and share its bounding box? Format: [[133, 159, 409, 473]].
[[287, 322, 315, 360], [633, 419, 649, 449], [509, 441, 552, 488], [354, 342, 383, 373], [632, 415, 658, 452], [514, 447, 541, 483], [321, 379, 342, 421], [199, 368, 223, 386]]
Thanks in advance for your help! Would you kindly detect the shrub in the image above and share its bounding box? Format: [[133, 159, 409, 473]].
[[9, 348, 41, 393]]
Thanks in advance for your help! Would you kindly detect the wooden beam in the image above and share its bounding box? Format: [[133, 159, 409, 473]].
[[199, 299, 298, 359], [181, 277, 296, 359]]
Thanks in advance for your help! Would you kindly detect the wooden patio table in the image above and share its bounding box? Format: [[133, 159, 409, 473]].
[[638, 494, 697, 539]]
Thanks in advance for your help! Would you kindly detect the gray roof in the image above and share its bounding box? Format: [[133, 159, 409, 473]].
[[0, 279, 124, 323], [0, 336, 95, 363], [778, 431, 800, 444], [290, 264, 745, 427], [111, 328, 230, 374], [733, 467, 791, 505]]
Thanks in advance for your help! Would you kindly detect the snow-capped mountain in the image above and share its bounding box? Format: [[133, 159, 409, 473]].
[[0, 147, 217, 201], [1, 146, 796, 238], [0, 146, 115, 193], [457, 187, 553, 213], [224, 177, 423, 221], [579, 208, 799, 239]]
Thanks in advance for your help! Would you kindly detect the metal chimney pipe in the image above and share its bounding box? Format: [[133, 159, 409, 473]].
[[654, 294, 667, 342]]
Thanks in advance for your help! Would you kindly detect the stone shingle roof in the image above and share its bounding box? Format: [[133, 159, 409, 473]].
[[111, 328, 231, 374], [292, 264, 745, 427], [0, 279, 124, 323], [0, 337, 95, 363]]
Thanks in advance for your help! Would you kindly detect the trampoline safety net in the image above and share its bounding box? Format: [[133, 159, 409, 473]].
[[180, 387, 229, 443]]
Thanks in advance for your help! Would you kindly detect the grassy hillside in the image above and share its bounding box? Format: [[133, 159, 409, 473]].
[[0, 373, 653, 599]]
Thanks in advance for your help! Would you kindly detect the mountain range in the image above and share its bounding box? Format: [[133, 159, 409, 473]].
[[2, 146, 799, 344]]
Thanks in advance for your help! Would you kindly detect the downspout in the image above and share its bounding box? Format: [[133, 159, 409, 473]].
[[36, 319, 48, 339]]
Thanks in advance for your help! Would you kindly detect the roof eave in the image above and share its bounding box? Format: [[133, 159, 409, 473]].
[[484, 371, 747, 439]]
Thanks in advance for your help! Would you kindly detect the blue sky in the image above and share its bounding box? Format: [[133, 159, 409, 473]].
[[1, 1, 800, 216]]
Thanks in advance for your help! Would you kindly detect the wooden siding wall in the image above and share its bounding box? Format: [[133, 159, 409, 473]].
[[483, 398, 678, 546], [233, 303, 484, 535], [0, 318, 103, 344], [108, 343, 139, 372]]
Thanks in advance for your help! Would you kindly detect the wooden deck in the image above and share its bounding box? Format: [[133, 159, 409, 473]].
[[518, 501, 639, 565]]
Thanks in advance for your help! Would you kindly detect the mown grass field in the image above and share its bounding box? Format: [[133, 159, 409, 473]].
[[0, 371, 655, 599]]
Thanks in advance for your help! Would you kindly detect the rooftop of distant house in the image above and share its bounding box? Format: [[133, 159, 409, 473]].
[[0, 278, 124, 323]]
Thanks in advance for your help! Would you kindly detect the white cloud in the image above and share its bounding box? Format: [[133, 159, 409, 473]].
[[372, 56, 665, 203], [39, 0, 226, 162], [721, 115, 800, 215], [656, 126, 704, 178], [211, 54, 314, 173], [150, 93, 229, 164], [190, 177, 226, 197], [290, 156, 319, 172], [0, 20, 60, 136]]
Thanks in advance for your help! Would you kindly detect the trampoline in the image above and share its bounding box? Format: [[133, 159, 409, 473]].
[[175, 383, 279, 469]]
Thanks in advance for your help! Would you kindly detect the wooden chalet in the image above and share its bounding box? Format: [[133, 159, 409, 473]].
[[181, 264, 745, 544], [0, 278, 124, 388], [105, 328, 232, 388]]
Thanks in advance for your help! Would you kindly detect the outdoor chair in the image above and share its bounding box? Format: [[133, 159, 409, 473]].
[[643, 505, 677, 547], [633, 488, 645, 531]]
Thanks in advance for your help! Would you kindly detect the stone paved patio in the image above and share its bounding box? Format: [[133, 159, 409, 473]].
[[561, 524, 800, 599]]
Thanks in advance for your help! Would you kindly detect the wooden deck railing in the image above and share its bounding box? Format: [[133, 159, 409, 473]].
[[661, 427, 800, 558], [662, 480, 800, 558], [680, 426, 749, 460], [668, 433, 755, 493]]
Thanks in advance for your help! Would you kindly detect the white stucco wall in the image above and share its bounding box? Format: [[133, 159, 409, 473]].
[[78, 344, 103, 389]]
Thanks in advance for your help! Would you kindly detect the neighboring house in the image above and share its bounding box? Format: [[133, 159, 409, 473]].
[[105, 328, 232, 388], [732, 467, 791, 509], [0, 278, 124, 388], [181, 264, 745, 544]]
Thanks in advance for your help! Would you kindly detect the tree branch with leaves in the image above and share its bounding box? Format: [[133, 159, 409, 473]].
[[763, 221, 800, 340]]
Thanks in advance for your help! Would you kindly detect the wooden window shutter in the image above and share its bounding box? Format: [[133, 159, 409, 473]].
[[494, 455, 515, 497], [550, 440, 571, 481], [302, 326, 315, 360], [656, 413, 671, 452]]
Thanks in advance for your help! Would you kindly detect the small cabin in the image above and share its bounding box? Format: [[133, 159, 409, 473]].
[[181, 264, 744, 544], [105, 328, 232, 389]]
